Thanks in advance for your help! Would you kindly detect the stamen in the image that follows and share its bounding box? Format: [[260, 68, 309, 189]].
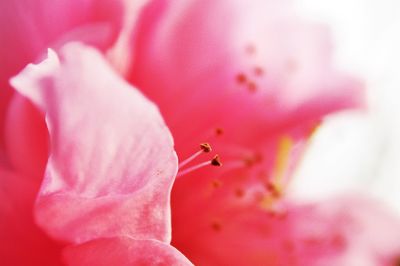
[[200, 143, 212, 152], [248, 81, 257, 92], [177, 161, 211, 177], [394, 256, 400, 266], [331, 233, 346, 249], [215, 127, 224, 136], [264, 181, 282, 198], [245, 43, 256, 55], [243, 152, 263, 167], [210, 220, 222, 232], [259, 194, 274, 210], [177, 155, 222, 178], [254, 66, 264, 76], [236, 73, 247, 84], [211, 179, 222, 188], [178, 143, 212, 168], [235, 188, 245, 198], [211, 155, 222, 166], [272, 136, 293, 186]]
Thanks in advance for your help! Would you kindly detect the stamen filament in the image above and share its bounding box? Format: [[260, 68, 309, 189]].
[[178, 150, 203, 169], [178, 143, 212, 169], [177, 154, 222, 178], [177, 161, 213, 177]]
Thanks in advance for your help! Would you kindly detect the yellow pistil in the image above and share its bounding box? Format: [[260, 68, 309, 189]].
[[272, 135, 293, 189], [259, 136, 294, 211]]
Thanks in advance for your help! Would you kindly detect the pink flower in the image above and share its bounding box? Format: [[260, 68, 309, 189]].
[[1, 0, 399, 265], [128, 0, 400, 265]]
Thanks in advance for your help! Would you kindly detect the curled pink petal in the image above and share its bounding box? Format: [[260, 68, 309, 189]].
[[10, 43, 178, 244], [63, 237, 193, 266]]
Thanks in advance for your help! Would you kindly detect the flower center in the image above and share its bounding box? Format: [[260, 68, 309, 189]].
[[176, 123, 299, 218]]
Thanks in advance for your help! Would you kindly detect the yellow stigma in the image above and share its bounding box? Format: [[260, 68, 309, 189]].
[[259, 136, 294, 212], [273, 136, 293, 187]]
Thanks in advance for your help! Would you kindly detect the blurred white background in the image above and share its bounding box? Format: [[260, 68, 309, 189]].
[[290, 0, 400, 214]]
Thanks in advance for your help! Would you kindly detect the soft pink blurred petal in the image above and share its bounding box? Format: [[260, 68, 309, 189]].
[[0, 167, 63, 265], [10, 43, 178, 244], [131, 0, 363, 139], [4, 94, 49, 178], [289, 197, 400, 266], [174, 194, 400, 265], [0, 0, 126, 150], [63, 237, 193, 266]]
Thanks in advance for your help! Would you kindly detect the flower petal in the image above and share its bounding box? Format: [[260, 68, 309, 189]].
[[0, 0, 125, 149], [288, 197, 400, 266], [63, 237, 193, 266], [0, 167, 63, 265], [10, 43, 178, 244], [172, 195, 400, 265], [4, 93, 49, 178], [130, 0, 363, 139]]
